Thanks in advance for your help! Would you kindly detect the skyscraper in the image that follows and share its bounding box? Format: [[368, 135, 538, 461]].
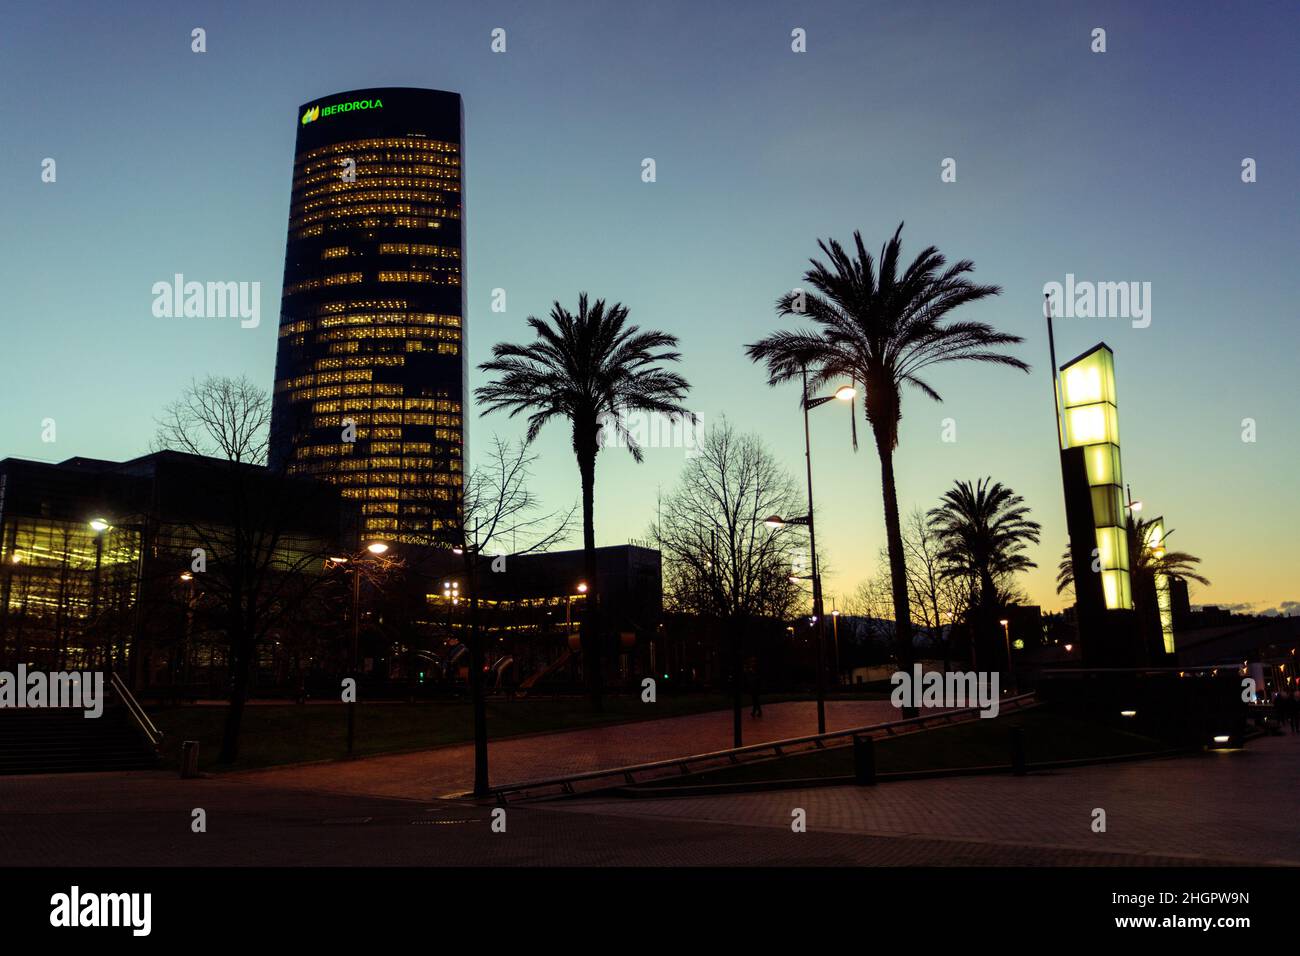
[[270, 88, 465, 544]]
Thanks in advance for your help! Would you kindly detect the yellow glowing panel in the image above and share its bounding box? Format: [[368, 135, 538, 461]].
[[1066, 405, 1107, 445], [1095, 526, 1120, 568], [1101, 570, 1119, 609], [1060, 346, 1117, 408], [1091, 487, 1124, 530], [1063, 365, 1103, 405], [1084, 445, 1117, 485], [1099, 570, 1131, 610]]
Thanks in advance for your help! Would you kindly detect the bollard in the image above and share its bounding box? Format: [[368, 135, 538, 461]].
[[853, 734, 876, 786], [180, 739, 200, 779], [1009, 726, 1026, 776]]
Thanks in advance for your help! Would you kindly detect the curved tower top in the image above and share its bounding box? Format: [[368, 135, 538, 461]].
[[270, 87, 466, 545]]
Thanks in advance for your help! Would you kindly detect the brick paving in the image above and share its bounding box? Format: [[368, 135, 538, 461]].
[[0, 770, 1233, 867], [1, 709, 1294, 866], [225, 699, 903, 800], [546, 730, 1300, 865]]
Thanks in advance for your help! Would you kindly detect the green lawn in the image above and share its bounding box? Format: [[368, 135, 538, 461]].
[[637, 708, 1167, 788], [149, 693, 767, 773]]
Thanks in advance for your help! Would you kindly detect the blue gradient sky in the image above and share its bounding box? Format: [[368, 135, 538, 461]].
[[2, 0, 1297, 613]]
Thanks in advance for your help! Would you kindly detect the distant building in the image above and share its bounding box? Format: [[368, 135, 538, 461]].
[[0, 452, 345, 680], [0, 452, 663, 696]]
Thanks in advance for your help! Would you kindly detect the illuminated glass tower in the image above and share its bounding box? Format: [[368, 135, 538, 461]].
[[1058, 343, 1133, 611], [270, 88, 465, 544]]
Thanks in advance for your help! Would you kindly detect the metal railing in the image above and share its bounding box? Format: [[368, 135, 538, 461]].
[[483, 692, 1038, 803], [110, 673, 163, 750]]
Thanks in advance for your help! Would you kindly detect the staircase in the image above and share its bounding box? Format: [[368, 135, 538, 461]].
[[0, 678, 162, 775]]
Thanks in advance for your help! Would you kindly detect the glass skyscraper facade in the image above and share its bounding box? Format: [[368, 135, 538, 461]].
[[270, 88, 465, 544]]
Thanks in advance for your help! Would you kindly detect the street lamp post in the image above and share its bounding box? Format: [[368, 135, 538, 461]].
[[331, 540, 389, 758], [86, 515, 152, 687], [831, 606, 841, 684], [999, 617, 1015, 694], [179, 572, 195, 692], [89, 520, 106, 639], [766, 368, 856, 736], [454, 525, 491, 799], [565, 581, 587, 634]]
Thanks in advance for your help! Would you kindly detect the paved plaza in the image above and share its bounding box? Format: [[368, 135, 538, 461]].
[[0, 704, 1295, 866], [227, 698, 906, 799]]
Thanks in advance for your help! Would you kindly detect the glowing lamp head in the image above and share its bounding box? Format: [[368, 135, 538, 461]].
[[764, 515, 786, 529], [89, 518, 110, 533], [180, 572, 193, 582], [366, 541, 389, 555], [834, 385, 856, 402], [576, 582, 588, 594]]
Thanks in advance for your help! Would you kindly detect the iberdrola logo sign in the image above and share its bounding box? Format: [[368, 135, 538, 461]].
[[301, 98, 384, 125]]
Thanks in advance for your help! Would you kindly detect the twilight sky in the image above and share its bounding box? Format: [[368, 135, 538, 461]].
[[2, 0, 1297, 614]]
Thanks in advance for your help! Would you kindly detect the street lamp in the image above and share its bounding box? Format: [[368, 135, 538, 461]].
[[764, 366, 855, 736], [86, 519, 109, 666], [999, 618, 1015, 693], [831, 607, 841, 685], [328, 541, 390, 756], [452, 524, 493, 798], [178, 571, 197, 690], [566, 582, 587, 635]]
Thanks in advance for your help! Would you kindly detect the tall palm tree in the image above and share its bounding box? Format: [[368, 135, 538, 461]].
[[476, 294, 691, 709], [928, 477, 1042, 669], [747, 224, 1029, 676]]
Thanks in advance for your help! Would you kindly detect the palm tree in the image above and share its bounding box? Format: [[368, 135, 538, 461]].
[[928, 477, 1042, 670], [1056, 513, 1209, 652], [476, 294, 691, 708], [747, 224, 1029, 677]]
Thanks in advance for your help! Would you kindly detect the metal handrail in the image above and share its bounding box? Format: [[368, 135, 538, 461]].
[[486, 691, 1038, 800], [110, 672, 163, 749]]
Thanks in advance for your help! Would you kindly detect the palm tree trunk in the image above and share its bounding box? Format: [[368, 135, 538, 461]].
[[980, 572, 1000, 674], [577, 447, 603, 712], [876, 442, 916, 707]]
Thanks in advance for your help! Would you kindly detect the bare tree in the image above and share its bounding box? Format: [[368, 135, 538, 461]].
[[405, 435, 573, 797], [899, 509, 968, 668], [154, 375, 340, 763], [845, 571, 894, 625], [156, 376, 272, 465], [460, 436, 574, 556], [652, 420, 804, 745]]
